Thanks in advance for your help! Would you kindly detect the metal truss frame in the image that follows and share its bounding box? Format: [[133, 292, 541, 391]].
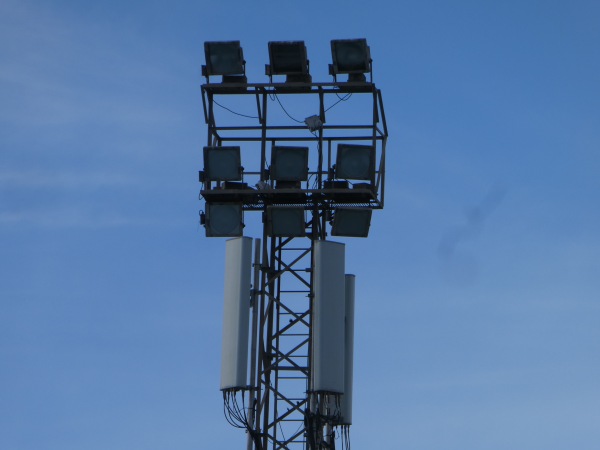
[[201, 80, 387, 450], [200, 82, 388, 212], [253, 235, 313, 450]]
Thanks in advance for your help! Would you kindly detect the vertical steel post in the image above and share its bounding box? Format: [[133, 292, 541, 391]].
[[247, 238, 261, 450]]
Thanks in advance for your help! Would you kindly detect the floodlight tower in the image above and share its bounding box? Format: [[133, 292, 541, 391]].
[[199, 39, 388, 450]]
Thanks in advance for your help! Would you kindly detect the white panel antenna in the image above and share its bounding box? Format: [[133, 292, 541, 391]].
[[340, 274, 355, 425], [312, 240, 346, 394], [220, 237, 252, 390]]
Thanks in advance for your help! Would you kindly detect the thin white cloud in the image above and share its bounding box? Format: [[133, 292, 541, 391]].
[[0, 208, 179, 228], [404, 366, 541, 391], [0, 0, 188, 129], [0, 169, 141, 189]]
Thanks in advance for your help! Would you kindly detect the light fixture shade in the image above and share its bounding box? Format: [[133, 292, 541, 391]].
[[203, 146, 242, 181], [331, 208, 372, 237], [268, 41, 309, 75], [335, 144, 375, 180], [204, 41, 245, 76], [267, 207, 305, 237], [206, 203, 243, 237], [271, 146, 309, 181], [330, 39, 371, 74]]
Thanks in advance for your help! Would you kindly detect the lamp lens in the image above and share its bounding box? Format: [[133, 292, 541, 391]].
[[337, 43, 366, 71], [204, 147, 241, 181], [206, 42, 243, 75], [269, 208, 305, 237], [332, 209, 372, 237], [336, 145, 374, 180], [208, 204, 242, 236], [272, 147, 308, 181], [270, 42, 306, 74], [332, 39, 369, 73]]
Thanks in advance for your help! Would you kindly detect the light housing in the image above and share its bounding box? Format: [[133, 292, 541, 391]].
[[205, 203, 244, 237], [270, 146, 309, 182], [330, 39, 371, 82], [203, 41, 246, 83], [331, 208, 372, 237], [335, 144, 375, 181], [266, 41, 311, 83], [267, 206, 305, 237], [203, 146, 242, 182]]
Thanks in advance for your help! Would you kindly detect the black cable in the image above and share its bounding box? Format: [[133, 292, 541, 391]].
[[272, 93, 304, 123], [307, 172, 319, 190], [233, 392, 248, 425], [223, 393, 244, 428], [325, 93, 352, 112], [223, 391, 265, 449], [310, 130, 324, 189], [226, 393, 244, 428], [224, 391, 249, 429], [213, 99, 259, 119], [230, 394, 246, 424], [278, 421, 288, 446]]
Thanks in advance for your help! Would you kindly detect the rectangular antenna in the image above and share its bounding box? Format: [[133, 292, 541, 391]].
[[220, 237, 252, 390], [340, 274, 356, 424], [312, 240, 346, 393]]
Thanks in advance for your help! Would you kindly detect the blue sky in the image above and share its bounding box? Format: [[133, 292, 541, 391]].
[[1, 1, 599, 449]]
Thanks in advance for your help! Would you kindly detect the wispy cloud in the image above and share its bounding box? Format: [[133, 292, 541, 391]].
[[0, 0, 187, 130], [0, 169, 142, 189], [0, 169, 179, 229], [0, 208, 178, 228]]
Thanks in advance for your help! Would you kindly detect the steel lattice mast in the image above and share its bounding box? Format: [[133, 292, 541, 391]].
[[200, 40, 387, 450]]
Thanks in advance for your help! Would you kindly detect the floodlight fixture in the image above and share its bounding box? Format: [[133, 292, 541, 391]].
[[267, 206, 306, 237], [205, 203, 244, 237], [331, 208, 372, 237], [203, 41, 247, 83], [266, 41, 311, 83], [203, 146, 242, 182], [335, 144, 375, 181], [329, 39, 372, 82], [270, 146, 309, 182]]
